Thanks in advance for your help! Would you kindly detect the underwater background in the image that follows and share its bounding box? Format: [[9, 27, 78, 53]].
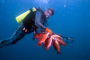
[[0, 0, 90, 60]]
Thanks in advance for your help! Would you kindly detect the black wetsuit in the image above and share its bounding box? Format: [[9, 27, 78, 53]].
[[0, 7, 47, 48]]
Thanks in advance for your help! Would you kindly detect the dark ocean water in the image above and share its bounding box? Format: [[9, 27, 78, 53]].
[[0, 0, 90, 60]]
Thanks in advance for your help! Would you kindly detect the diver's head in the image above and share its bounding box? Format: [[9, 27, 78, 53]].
[[44, 8, 54, 19]]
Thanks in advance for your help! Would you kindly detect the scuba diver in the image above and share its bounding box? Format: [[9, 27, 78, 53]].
[[0, 7, 73, 48], [0, 7, 54, 48]]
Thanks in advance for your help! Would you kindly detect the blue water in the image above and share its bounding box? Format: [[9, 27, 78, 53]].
[[0, 0, 90, 60]]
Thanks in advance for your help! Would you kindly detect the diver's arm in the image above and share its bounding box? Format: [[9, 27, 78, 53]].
[[35, 11, 46, 30], [35, 10, 52, 34]]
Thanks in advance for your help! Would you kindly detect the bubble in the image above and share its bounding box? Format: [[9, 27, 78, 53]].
[[34, 0, 49, 4], [64, 4, 66, 8]]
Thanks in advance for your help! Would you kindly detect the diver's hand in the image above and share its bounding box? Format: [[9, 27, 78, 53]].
[[45, 28, 52, 34]]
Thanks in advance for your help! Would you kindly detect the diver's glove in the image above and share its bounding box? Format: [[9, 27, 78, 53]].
[[45, 28, 52, 34]]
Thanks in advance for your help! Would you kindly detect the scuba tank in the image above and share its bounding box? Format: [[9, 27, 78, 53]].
[[16, 7, 36, 23]]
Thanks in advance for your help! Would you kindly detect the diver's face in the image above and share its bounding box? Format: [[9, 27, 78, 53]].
[[44, 10, 53, 19]]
